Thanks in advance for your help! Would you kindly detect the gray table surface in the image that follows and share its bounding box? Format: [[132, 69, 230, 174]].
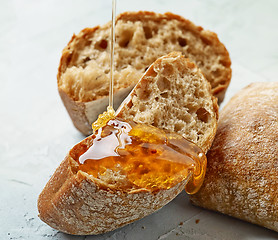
[[1, 0, 278, 239]]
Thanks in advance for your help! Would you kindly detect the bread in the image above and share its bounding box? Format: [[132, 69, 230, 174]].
[[190, 82, 278, 232], [116, 52, 218, 153], [38, 52, 218, 235], [57, 11, 230, 135]]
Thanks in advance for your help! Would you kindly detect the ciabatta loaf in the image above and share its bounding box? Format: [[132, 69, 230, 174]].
[[57, 11, 230, 135], [190, 82, 278, 232], [38, 52, 218, 235]]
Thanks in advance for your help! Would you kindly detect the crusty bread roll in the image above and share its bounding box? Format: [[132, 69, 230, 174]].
[[57, 11, 230, 135], [38, 52, 218, 235], [190, 82, 278, 232]]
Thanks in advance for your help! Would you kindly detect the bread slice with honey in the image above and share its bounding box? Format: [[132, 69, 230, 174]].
[[58, 11, 230, 135], [190, 82, 278, 232], [38, 52, 218, 235]]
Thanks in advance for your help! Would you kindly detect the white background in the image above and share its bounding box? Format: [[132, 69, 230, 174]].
[[1, 0, 278, 239]]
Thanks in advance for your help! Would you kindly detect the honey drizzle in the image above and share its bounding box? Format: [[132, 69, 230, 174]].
[[109, 0, 116, 109], [76, 119, 207, 194], [92, 0, 116, 132]]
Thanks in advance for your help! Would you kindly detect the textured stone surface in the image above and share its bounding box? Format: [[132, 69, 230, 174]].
[[1, 0, 278, 239]]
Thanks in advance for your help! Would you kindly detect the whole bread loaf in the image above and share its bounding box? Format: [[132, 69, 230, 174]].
[[38, 52, 218, 235], [57, 11, 230, 135], [190, 82, 278, 232]]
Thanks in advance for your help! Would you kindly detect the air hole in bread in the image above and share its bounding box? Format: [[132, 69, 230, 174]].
[[198, 91, 205, 98], [83, 56, 91, 64], [186, 103, 197, 114], [119, 30, 134, 47], [153, 115, 159, 126], [197, 60, 204, 68], [85, 40, 92, 47], [162, 65, 174, 76], [194, 89, 204, 98], [157, 77, 171, 91], [160, 92, 168, 98], [137, 88, 151, 101], [129, 110, 136, 117], [178, 37, 187, 47], [212, 69, 221, 78], [219, 80, 227, 85], [201, 36, 211, 45], [170, 37, 176, 44], [139, 104, 146, 111], [127, 101, 133, 108], [95, 39, 108, 50], [66, 54, 72, 66], [177, 112, 191, 124], [196, 108, 210, 123], [143, 26, 153, 39], [174, 123, 183, 132]]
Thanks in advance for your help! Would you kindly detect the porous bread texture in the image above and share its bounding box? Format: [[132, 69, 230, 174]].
[[57, 11, 230, 135], [117, 52, 218, 153], [37, 143, 189, 235], [58, 11, 231, 102], [190, 82, 278, 232]]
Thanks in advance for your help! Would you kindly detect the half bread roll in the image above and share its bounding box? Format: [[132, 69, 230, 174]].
[[38, 53, 218, 235], [57, 11, 230, 135]]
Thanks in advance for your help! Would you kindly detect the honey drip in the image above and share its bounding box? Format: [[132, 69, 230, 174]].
[[92, 106, 115, 132], [109, 0, 116, 109], [92, 0, 116, 133], [77, 118, 206, 194]]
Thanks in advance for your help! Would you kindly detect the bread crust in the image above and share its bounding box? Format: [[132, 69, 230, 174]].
[[38, 141, 188, 235], [190, 82, 278, 232], [57, 11, 230, 135]]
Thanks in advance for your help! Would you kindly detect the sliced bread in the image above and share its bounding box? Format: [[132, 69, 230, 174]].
[[38, 52, 218, 235], [57, 11, 230, 135], [116, 52, 218, 153]]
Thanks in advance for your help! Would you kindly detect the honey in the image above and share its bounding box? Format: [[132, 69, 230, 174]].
[[76, 118, 206, 194], [91, 105, 115, 132]]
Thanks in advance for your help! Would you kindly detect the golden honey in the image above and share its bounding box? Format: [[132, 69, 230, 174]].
[[91, 106, 115, 132], [75, 118, 206, 194]]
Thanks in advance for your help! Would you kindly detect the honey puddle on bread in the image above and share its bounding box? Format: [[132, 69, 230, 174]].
[[76, 118, 206, 194], [77, 0, 206, 194]]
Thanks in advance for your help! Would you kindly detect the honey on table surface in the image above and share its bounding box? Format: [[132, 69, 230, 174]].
[[73, 118, 206, 194]]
